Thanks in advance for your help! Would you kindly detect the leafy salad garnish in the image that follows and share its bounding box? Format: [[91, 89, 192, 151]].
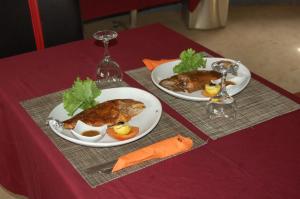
[[173, 48, 207, 73], [63, 77, 101, 116]]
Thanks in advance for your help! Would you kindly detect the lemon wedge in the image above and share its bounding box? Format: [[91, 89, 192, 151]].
[[113, 124, 132, 135], [204, 83, 221, 96], [210, 98, 220, 103]]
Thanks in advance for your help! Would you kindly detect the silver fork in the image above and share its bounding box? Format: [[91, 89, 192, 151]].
[[84, 159, 116, 174]]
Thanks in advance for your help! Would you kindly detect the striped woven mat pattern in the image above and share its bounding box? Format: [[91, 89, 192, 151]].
[[20, 83, 205, 187], [127, 67, 300, 140]]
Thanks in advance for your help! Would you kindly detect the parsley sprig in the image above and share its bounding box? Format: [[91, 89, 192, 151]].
[[63, 77, 101, 116], [173, 48, 207, 73]]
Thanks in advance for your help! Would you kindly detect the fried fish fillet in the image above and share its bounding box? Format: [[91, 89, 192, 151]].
[[159, 70, 222, 93], [63, 99, 145, 129]]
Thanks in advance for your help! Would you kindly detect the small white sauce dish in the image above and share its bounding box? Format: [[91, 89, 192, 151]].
[[71, 120, 107, 142]]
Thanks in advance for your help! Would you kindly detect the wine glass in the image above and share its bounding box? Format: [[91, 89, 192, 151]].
[[207, 61, 239, 120], [93, 30, 122, 87]]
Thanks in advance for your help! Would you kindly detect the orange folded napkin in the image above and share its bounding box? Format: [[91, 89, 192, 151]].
[[143, 58, 177, 71], [112, 134, 193, 172]]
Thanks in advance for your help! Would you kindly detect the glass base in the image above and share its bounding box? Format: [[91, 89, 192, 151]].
[[96, 76, 122, 83], [95, 79, 123, 89], [207, 97, 237, 120], [96, 59, 123, 87]]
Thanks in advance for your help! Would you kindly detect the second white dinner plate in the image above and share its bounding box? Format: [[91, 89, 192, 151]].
[[151, 58, 251, 101]]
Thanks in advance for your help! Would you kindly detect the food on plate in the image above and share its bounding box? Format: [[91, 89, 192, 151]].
[[112, 123, 132, 135], [173, 48, 207, 74], [203, 83, 221, 97], [107, 123, 139, 141], [81, 130, 100, 137], [159, 70, 222, 93], [63, 77, 101, 116], [63, 99, 145, 129]]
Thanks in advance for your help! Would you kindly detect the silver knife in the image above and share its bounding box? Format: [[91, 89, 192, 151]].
[[84, 159, 117, 174]]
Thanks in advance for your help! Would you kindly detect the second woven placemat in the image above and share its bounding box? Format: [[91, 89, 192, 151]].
[[127, 67, 300, 140]]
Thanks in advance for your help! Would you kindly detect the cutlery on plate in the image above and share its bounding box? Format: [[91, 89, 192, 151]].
[[46, 118, 64, 132]]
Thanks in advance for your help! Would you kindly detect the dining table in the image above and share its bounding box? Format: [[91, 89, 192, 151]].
[[0, 23, 300, 199]]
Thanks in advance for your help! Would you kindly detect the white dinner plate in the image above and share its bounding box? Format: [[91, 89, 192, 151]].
[[48, 87, 162, 147], [151, 58, 251, 101]]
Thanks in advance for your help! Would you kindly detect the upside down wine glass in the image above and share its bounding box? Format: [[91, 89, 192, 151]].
[[207, 61, 238, 120], [93, 30, 122, 87]]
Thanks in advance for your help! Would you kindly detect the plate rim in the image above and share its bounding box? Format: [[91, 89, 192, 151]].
[[48, 87, 162, 147], [151, 58, 251, 101]]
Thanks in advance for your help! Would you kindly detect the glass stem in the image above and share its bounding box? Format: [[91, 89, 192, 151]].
[[220, 72, 228, 96], [103, 40, 110, 62]]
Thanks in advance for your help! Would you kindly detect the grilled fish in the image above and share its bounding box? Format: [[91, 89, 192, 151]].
[[159, 70, 222, 93], [63, 99, 145, 129]]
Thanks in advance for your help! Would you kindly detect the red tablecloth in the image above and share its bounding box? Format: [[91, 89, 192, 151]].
[[0, 24, 299, 199]]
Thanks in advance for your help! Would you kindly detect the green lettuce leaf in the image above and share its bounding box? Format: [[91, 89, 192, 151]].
[[63, 77, 101, 116], [173, 48, 207, 73]]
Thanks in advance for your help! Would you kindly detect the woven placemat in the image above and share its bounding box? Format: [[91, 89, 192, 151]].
[[20, 83, 205, 188], [127, 67, 300, 140]]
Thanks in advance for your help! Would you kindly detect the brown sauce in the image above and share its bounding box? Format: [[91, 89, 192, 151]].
[[81, 130, 100, 137]]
